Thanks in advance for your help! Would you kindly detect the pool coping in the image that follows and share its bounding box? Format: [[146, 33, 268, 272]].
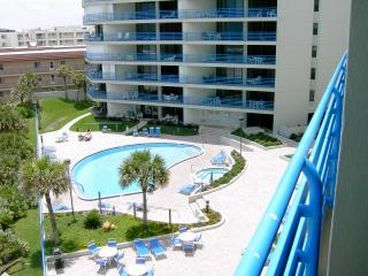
[[70, 141, 204, 201]]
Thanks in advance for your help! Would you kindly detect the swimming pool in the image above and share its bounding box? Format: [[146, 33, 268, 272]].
[[71, 143, 202, 200], [194, 167, 229, 184]]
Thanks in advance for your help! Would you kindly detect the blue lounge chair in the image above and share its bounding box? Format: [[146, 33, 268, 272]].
[[98, 202, 112, 210], [118, 266, 128, 276], [108, 239, 117, 247], [87, 241, 100, 258], [146, 266, 155, 276], [148, 127, 155, 137], [95, 258, 107, 273], [148, 238, 166, 259], [170, 235, 182, 250], [114, 250, 124, 265], [52, 204, 69, 212], [194, 233, 202, 249], [182, 242, 195, 255], [154, 127, 161, 137], [142, 128, 149, 136], [211, 150, 226, 165], [178, 184, 199, 195], [133, 239, 150, 258]]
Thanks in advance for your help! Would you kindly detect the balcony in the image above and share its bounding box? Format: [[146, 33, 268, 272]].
[[86, 71, 275, 88], [85, 32, 276, 42], [85, 52, 276, 65], [234, 53, 347, 275], [83, 8, 277, 24], [87, 88, 274, 111]]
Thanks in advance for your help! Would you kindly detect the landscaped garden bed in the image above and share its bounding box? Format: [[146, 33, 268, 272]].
[[232, 128, 282, 147], [139, 122, 199, 136]]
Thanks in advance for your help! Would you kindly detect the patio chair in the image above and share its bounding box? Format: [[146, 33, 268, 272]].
[[118, 266, 128, 276], [194, 233, 203, 249], [136, 256, 146, 264], [170, 235, 182, 250], [154, 127, 161, 137], [95, 258, 107, 274], [148, 127, 155, 137], [133, 239, 150, 258], [132, 129, 139, 136], [211, 150, 226, 165], [182, 242, 195, 255], [108, 239, 117, 247], [114, 250, 125, 266], [148, 238, 166, 259], [178, 184, 199, 195], [87, 241, 100, 258], [142, 128, 149, 136]]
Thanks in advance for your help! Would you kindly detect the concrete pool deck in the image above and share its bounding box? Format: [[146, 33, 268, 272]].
[[42, 114, 295, 275]]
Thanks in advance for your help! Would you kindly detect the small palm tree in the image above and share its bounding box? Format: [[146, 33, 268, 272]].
[[56, 64, 73, 101], [71, 71, 86, 102], [22, 157, 69, 245], [12, 72, 39, 104], [119, 150, 169, 228]]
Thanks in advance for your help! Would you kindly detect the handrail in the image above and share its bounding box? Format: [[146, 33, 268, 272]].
[[234, 52, 347, 275]]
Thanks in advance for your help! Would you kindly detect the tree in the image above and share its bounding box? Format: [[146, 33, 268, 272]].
[[56, 64, 73, 101], [0, 104, 27, 133], [11, 72, 39, 105], [119, 150, 169, 228], [71, 71, 86, 102], [21, 157, 69, 245]]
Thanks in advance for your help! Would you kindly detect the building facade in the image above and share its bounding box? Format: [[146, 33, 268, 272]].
[[0, 26, 92, 48], [0, 46, 86, 99], [83, 0, 350, 133]]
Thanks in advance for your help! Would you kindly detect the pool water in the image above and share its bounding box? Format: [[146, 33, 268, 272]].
[[194, 167, 229, 184], [72, 143, 201, 199]]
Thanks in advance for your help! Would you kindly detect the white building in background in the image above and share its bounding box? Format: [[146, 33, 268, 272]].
[[82, 0, 350, 133], [0, 26, 92, 48]]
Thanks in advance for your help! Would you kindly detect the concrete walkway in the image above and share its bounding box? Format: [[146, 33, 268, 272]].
[[43, 120, 295, 276]]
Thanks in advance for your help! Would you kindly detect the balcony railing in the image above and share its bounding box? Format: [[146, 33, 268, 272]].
[[85, 31, 276, 42], [86, 52, 276, 65], [87, 88, 274, 111], [234, 53, 347, 275], [83, 8, 277, 23], [86, 71, 275, 88]]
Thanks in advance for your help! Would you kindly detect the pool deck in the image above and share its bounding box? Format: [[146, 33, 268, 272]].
[[42, 115, 295, 276]]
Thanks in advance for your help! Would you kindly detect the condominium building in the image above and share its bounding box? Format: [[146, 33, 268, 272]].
[[0, 46, 85, 99], [0, 29, 18, 47], [83, 0, 350, 133]]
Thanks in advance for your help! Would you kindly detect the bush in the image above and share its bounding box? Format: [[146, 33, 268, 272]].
[[0, 229, 29, 265], [231, 128, 282, 147], [84, 210, 101, 229], [16, 105, 34, 119]]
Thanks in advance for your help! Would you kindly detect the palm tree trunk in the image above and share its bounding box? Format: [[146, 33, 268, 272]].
[[45, 192, 60, 245], [63, 78, 68, 101], [142, 188, 148, 229]]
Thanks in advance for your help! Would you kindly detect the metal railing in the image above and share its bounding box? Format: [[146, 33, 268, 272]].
[[85, 31, 276, 42], [86, 71, 275, 88], [234, 53, 347, 275], [86, 52, 276, 65], [87, 88, 274, 111], [83, 8, 277, 23]]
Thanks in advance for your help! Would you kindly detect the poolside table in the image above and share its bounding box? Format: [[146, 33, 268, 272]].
[[125, 264, 149, 276], [98, 246, 117, 266], [178, 231, 196, 243]]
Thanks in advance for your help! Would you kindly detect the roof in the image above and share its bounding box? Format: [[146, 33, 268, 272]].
[[0, 46, 86, 62]]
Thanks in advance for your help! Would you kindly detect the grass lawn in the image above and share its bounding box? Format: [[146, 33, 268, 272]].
[[44, 212, 178, 254], [70, 114, 136, 132], [27, 117, 37, 149], [38, 98, 92, 133], [232, 128, 282, 147], [140, 122, 199, 136], [10, 209, 42, 276]]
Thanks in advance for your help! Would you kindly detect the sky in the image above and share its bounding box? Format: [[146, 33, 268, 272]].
[[0, 0, 84, 31]]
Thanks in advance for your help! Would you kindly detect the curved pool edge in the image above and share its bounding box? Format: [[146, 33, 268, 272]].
[[70, 142, 204, 201]]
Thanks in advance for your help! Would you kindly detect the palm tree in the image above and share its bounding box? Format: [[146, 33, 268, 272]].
[[71, 71, 86, 102], [22, 157, 69, 245], [12, 72, 39, 104], [56, 64, 73, 101], [119, 150, 169, 228]]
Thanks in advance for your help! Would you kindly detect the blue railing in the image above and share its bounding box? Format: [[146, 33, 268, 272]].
[[83, 8, 277, 23], [87, 88, 274, 111], [86, 52, 276, 65], [85, 31, 276, 42], [86, 71, 275, 88], [234, 53, 347, 275]]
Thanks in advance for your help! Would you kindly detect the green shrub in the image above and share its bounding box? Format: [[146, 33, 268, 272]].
[[0, 207, 14, 230], [84, 210, 101, 229], [0, 229, 29, 265], [16, 105, 34, 119], [231, 128, 282, 147]]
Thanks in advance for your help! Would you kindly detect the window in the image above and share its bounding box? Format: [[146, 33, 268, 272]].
[[309, 90, 315, 102], [308, 113, 314, 123], [34, 62, 40, 68], [311, 68, 316, 80], [312, 45, 317, 58], [0, 64, 3, 70], [0, 77, 2, 83], [1, 35, 6, 39], [314, 0, 319, 12], [50, 61, 54, 69], [38, 77, 42, 82], [60, 60, 65, 65], [313, 23, 319, 35], [50, 74, 55, 83], [0, 91, 3, 98]]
